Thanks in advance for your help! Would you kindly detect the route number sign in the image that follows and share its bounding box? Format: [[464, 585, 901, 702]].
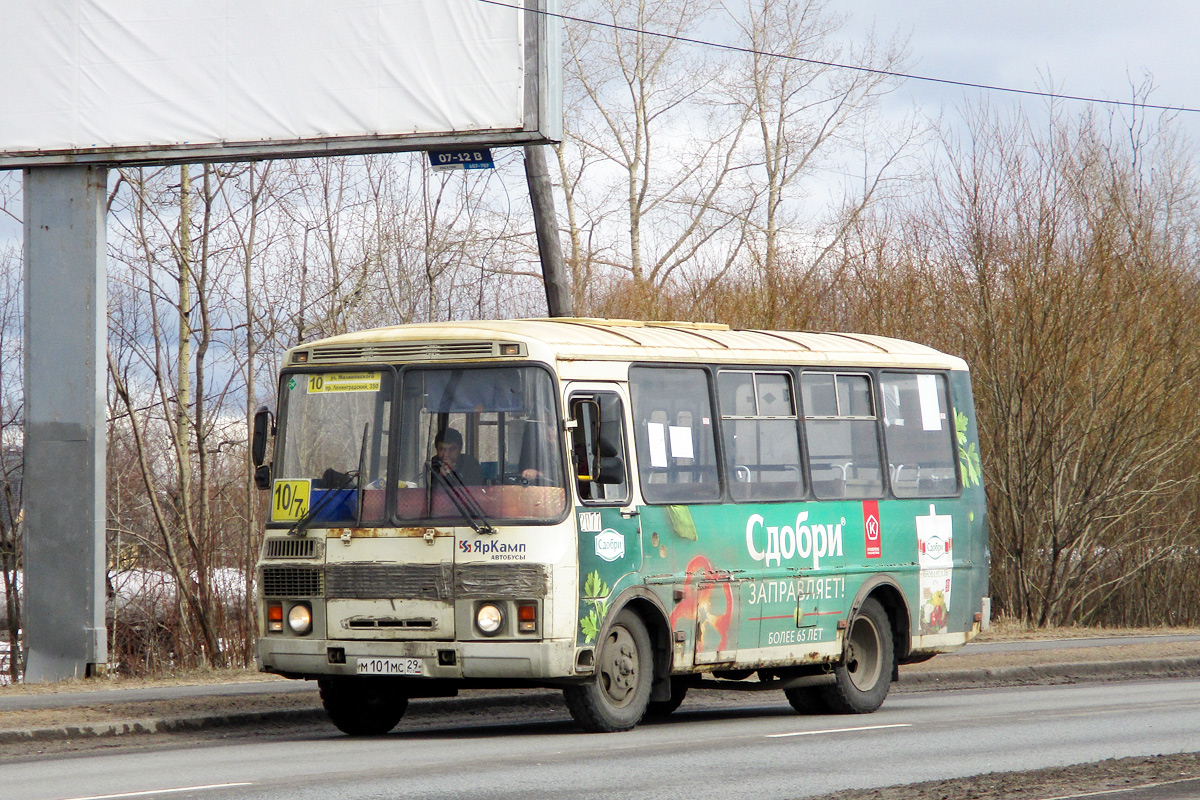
[[272, 479, 311, 522]]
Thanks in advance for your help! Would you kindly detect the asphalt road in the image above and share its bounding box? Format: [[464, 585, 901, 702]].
[[5, 676, 1200, 800], [6, 632, 1198, 713]]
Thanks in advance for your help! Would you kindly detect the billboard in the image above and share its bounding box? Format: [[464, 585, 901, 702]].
[[0, 0, 561, 167]]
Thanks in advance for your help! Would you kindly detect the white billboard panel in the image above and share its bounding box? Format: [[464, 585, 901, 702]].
[[0, 0, 561, 167]]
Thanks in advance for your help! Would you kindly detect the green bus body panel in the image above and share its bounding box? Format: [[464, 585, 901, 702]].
[[575, 371, 988, 659]]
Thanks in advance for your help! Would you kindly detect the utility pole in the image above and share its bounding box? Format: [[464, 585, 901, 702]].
[[524, 145, 574, 317]]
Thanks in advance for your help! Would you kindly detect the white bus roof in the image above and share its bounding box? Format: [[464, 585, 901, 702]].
[[288, 318, 968, 371]]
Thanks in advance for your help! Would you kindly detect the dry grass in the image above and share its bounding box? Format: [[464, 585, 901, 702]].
[[976, 617, 1200, 642], [0, 666, 282, 697]]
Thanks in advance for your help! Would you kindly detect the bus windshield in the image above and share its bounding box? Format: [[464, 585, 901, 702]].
[[395, 366, 567, 522], [275, 370, 393, 525]]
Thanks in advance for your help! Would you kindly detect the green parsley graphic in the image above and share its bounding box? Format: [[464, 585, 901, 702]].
[[579, 570, 611, 643], [956, 411, 982, 488]]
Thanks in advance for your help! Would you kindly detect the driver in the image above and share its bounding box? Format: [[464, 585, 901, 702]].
[[433, 428, 484, 485], [520, 421, 560, 482]]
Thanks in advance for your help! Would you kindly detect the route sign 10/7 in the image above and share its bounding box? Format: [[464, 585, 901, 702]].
[[429, 147, 495, 171]]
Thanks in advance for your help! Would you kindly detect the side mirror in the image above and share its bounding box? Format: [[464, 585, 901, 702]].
[[254, 464, 272, 491], [252, 405, 274, 467], [251, 406, 275, 494]]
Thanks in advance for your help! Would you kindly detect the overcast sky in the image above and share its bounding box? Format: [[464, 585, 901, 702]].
[[838, 1, 1200, 125]]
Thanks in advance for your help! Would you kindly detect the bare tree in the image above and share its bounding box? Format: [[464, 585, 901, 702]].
[[560, 0, 752, 301], [723, 0, 915, 320], [107, 163, 266, 670], [0, 234, 23, 682], [928, 100, 1200, 625]]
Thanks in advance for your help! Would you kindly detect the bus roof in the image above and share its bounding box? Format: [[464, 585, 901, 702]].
[[288, 318, 968, 371]]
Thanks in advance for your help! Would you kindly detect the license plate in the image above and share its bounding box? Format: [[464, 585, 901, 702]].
[[356, 657, 423, 676]]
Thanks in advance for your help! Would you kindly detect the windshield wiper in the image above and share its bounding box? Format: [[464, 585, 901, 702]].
[[430, 457, 496, 536], [289, 424, 372, 536], [354, 422, 369, 525], [287, 467, 358, 537]]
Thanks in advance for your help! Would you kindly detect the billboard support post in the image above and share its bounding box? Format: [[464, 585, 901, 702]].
[[23, 165, 109, 682], [524, 145, 573, 317]]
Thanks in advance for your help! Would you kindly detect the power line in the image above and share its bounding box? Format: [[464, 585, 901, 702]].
[[475, 0, 1200, 115]]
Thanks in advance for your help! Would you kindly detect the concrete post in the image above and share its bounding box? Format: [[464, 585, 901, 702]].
[[22, 165, 108, 682], [524, 145, 574, 317]]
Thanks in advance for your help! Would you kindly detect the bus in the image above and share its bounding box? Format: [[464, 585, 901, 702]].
[[252, 318, 988, 734]]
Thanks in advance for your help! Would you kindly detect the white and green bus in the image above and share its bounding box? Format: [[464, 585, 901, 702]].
[[252, 318, 988, 733]]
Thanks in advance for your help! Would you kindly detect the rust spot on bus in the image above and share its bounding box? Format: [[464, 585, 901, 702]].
[[324, 527, 451, 539]]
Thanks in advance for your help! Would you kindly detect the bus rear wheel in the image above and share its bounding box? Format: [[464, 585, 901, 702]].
[[783, 685, 832, 715], [815, 597, 894, 714], [564, 609, 653, 732], [318, 677, 409, 736]]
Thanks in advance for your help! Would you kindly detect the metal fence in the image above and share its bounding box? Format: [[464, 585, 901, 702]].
[[0, 632, 14, 685]]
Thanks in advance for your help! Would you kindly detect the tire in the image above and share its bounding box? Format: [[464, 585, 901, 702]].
[[318, 677, 409, 736], [564, 609, 654, 732], [817, 597, 894, 714], [783, 685, 833, 715], [646, 676, 689, 718]]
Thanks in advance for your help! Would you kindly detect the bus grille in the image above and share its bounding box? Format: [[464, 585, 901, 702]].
[[455, 563, 548, 599], [262, 537, 318, 559], [326, 563, 453, 601], [304, 340, 516, 364], [260, 562, 549, 600], [261, 566, 323, 597]]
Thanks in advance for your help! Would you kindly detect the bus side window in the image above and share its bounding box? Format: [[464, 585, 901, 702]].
[[717, 370, 804, 502], [630, 367, 721, 504], [880, 372, 958, 498], [800, 372, 884, 500]]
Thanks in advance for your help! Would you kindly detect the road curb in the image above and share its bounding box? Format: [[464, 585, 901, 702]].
[[0, 708, 329, 744], [0, 689, 564, 744], [898, 657, 1200, 690]]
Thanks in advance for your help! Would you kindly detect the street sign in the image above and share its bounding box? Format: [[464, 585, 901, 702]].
[[429, 147, 495, 171]]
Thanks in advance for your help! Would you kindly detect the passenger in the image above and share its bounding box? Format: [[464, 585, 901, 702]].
[[433, 428, 484, 485]]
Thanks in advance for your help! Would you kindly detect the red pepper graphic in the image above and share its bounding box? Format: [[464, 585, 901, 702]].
[[669, 555, 734, 650]]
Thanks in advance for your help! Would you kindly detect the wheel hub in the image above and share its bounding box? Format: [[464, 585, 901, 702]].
[[846, 616, 881, 691], [601, 627, 639, 704]]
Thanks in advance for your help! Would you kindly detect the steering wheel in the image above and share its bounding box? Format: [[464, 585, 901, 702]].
[[501, 473, 556, 487]]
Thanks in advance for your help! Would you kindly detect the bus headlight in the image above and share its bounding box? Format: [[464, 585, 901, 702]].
[[287, 603, 313, 634], [476, 603, 504, 636]]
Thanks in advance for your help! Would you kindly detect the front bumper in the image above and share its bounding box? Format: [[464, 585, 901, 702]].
[[257, 636, 579, 682]]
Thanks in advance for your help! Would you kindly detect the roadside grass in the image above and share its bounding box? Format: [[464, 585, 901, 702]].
[[0, 665, 284, 696], [978, 618, 1200, 642]]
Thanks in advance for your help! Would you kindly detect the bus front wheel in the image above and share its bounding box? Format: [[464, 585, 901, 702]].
[[810, 597, 894, 715], [564, 609, 654, 732], [318, 677, 409, 736]]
